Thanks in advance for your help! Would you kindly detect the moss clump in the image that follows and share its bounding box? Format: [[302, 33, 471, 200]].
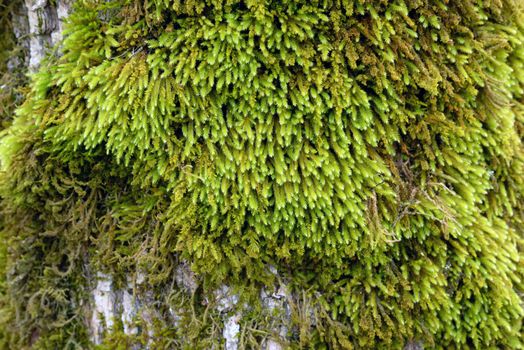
[[0, 0, 28, 347], [1, 0, 523, 348]]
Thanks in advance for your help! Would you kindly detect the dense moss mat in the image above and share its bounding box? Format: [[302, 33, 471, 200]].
[[0, 0, 27, 348], [1, 0, 524, 348]]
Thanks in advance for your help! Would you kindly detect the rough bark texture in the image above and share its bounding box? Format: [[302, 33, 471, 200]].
[[22, 0, 69, 69]]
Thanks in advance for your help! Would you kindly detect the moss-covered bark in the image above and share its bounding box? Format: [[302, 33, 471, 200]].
[[1, 0, 523, 349]]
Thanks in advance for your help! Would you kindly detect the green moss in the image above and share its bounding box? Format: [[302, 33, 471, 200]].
[[0, 0, 28, 347], [1, 0, 523, 348]]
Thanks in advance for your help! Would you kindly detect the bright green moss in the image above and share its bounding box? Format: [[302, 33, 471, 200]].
[[1, 0, 523, 348]]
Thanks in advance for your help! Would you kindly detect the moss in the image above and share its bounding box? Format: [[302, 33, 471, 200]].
[[1, 0, 523, 348], [0, 0, 28, 347]]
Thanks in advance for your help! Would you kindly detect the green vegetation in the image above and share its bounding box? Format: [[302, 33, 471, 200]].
[[0, 0, 523, 348], [0, 0, 27, 347]]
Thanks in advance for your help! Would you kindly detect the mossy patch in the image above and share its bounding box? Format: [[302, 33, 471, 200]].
[[0, 0, 523, 348]]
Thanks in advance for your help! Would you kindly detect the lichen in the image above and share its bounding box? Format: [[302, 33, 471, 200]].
[[1, 0, 523, 348]]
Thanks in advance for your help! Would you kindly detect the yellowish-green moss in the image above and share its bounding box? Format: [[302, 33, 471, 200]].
[[0, 0, 523, 348]]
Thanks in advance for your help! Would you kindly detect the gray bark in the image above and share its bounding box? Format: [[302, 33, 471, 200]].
[[22, 0, 69, 70]]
